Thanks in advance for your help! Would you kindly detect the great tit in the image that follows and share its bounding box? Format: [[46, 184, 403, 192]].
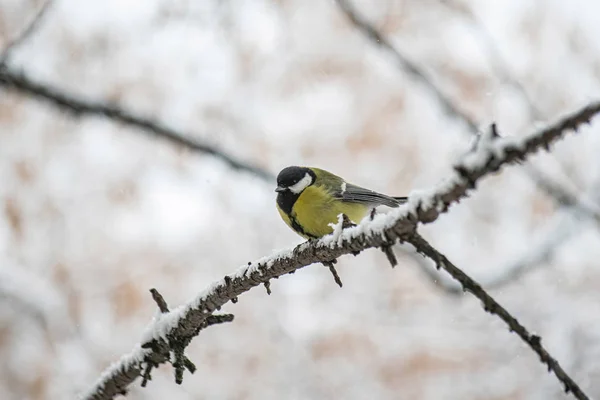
[[275, 166, 407, 239]]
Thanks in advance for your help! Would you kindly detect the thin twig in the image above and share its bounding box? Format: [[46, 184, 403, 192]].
[[369, 209, 398, 267], [0, 67, 274, 181], [81, 103, 600, 400], [150, 288, 170, 313], [484, 220, 576, 290], [406, 231, 588, 400], [437, 0, 543, 120], [525, 167, 600, 228], [323, 260, 343, 287], [408, 213, 579, 294], [205, 314, 235, 326], [0, 0, 54, 64], [263, 281, 272, 295], [380, 244, 397, 267], [335, 0, 479, 133]]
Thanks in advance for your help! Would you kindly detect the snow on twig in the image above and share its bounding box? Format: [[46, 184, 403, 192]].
[[334, 0, 600, 245], [81, 102, 600, 400]]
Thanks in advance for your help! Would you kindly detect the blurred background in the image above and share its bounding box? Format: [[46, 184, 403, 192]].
[[1, 0, 600, 399]]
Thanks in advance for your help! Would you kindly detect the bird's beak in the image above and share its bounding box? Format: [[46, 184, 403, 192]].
[[275, 186, 286, 193]]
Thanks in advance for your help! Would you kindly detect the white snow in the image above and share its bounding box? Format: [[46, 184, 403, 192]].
[[2, 1, 600, 399]]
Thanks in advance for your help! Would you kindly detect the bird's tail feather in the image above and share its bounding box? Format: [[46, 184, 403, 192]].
[[393, 196, 408, 204]]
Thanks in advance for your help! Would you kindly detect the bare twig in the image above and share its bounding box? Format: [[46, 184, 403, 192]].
[[525, 167, 600, 227], [334, 0, 479, 133], [205, 314, 235, 326], [406, 231, 588, 399], [0, 0, 54, 64], [409, 213, 579, 294], [81, 103, 599, 400], [380, 244, 398, 267], [150, 288, 170, 313], [0, 67, 274, 181], [263, 280, 272, 295], [370, 208, 398, 267], [437, 0, 543, 120], [0, 265, 71, 335], [484, 220, 577, 290], [323, 260, 343, 287]]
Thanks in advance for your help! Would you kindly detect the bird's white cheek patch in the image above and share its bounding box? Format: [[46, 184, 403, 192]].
[[341, 182, 347, 193], [289, 173, 312, 194]]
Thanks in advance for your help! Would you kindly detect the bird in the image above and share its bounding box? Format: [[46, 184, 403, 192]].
[[275, 166, 407, 239]]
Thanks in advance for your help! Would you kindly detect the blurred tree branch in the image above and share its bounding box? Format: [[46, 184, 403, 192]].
[[438, 0, 544, 120], [82, 103, 599, 400], [334, 0, 479, 133], [0, 265, 77, 339], [527, 168, 600, 226], [409, 213, 578, 294], [0, 0, 54, 64], [0, 66, 274, 181], [0, 1, 272, 181], [406, 231, 587, 398]]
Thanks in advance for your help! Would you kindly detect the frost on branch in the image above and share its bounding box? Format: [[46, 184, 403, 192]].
[[82, 102, 600, 400]]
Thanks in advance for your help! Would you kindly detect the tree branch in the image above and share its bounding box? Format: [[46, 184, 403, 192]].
[[406, 231, 588, 399], [0, 0, 54, 64], [0, 66, 274, 181], [334, 0, 600, 267], [435, 0, 600, 222], [526, 167, 600, 227], [81, 102, 600, 399], [334, 0, 479, 133], [408, 204, 592, 294], [437, 0, 543, 120]]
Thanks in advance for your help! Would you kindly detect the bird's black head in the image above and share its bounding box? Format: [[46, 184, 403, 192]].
[[275, 166, 316, 194]]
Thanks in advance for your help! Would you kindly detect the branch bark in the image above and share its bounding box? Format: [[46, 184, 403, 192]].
[[82, 102, 600, 400], [406, 232, 588, 399]]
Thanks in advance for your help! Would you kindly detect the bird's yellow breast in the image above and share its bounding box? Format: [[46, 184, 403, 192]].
[[277, 185, 370, 239]]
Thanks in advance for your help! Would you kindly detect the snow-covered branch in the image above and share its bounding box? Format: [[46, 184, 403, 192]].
[[0, 66, 273, 181], [82, 102, 600, 400], [334, 0, 600, 241]]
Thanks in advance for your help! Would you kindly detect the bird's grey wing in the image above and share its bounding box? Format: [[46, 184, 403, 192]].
[[337, 183, 405, 208]]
